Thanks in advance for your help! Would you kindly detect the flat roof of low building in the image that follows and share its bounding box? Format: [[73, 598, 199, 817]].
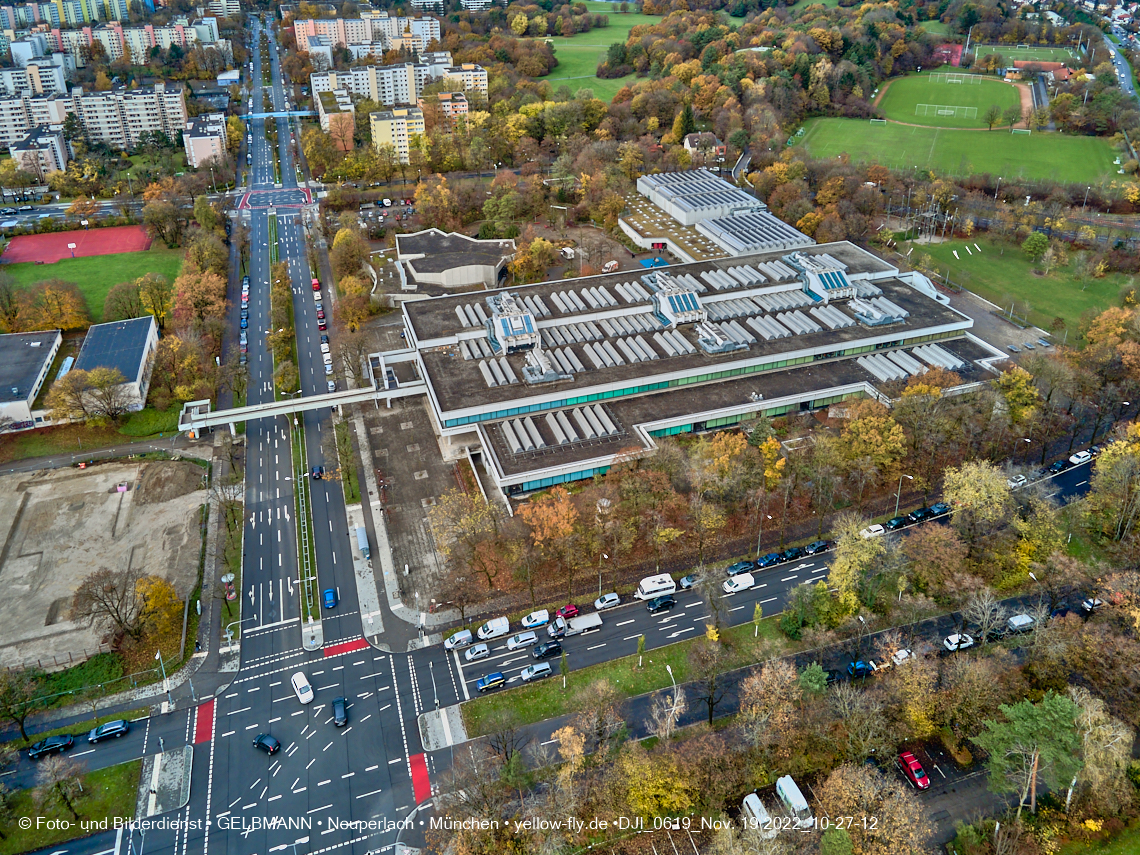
[[74, 316, 154, 383], [0, 330, 59, 404], [639, 168, 759, 215], [396, 229, 515, 275]]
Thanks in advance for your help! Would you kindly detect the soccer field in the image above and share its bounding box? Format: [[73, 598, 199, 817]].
[[877, 72, 1021, 129], [972, 44, 1077, 62], [797, 118, 1118, 184]]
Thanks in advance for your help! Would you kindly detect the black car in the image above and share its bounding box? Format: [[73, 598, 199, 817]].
[[929, 502, 951, 516], [825, 669, 843, 685], [252, 733, 280, 754], [646, 595, 677, 615], [724, 560, 755, 577], [88, 720, 128, 743], [28, 734, 74, 759], [885, 516, 910, 531], [1048, 460, 1069, 474], [804, 539, 833, 555], [532, 640, 562, 660], [781, 546, 805, 562], [907, 507, 935, 524], [240, 308, 249, 320], [331, 696, 347, 727]]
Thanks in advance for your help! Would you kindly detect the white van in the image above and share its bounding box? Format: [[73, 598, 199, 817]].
[[723, 572, 754, 594], [1007, 613, 1035, 633], [506, 631, 538, 651], [775, 775, 813, 828], [477, 616, 510, 640], [741, 793, 777, 839], [290, 672, 314, 704], [634, 573, 677, 600]]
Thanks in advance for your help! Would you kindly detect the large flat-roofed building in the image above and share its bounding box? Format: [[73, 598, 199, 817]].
[[0, 329, 61, 430], [73, 315, 158, 412], [9, 124, 68, 179], [379, 241, 1001, 498], [637, 168, 766, 226], [396, 228, 515, 290], [369, 106, 423, 163], [182, 112, 226, 167]]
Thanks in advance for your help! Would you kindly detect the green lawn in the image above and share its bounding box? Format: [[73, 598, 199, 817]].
[[797, 117, 1119, 184], [1060, 823, 1140, 855], [919, 19, 952, 34], [0, 759, 140, 855], [462, 616, 784, 737], [906, 235, 1132, 331], [1, 245, 183, 323], [541, 1, 662, 103], [973, 44, 1078, 62], [878, 71, 1020, 129]]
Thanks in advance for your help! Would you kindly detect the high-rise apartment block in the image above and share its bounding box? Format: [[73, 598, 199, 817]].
[[292, 12, 440, 53], [369, 106, 423, 163], [310, 55, 486, 108]]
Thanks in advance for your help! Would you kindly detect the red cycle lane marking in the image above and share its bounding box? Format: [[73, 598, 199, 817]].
[[193, 698, 215, 744], [409, 753, 431, 803], [323, 637, 370, 658]]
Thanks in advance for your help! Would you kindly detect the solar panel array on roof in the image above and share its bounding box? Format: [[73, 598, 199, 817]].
[[697, 211, 814, 256], [667, 292, 700, 314], [816, 270, 851, 291]]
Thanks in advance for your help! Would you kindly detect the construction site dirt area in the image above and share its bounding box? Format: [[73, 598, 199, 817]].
[[0, 460, 206, 671]]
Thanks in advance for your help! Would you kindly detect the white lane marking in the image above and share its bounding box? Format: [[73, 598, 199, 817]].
[[355, 788, 383, 799]]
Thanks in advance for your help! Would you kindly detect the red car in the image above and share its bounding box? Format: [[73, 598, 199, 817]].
[[316, 309, 325, 320], [557, 603, 579, 619], [318, 321, 327, 331], [897, 751, 930, 790]]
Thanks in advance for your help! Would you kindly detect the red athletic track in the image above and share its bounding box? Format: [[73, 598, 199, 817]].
[[409, 753, 431, 803], [194, 698, 215, 744], [324, 637, 370, 657], [1, 225, 151, 264]]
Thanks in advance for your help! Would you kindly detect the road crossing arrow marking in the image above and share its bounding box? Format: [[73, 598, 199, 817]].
[[249, 586, 255, 605]]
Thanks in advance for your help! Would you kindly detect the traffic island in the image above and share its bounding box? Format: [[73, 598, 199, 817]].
[[418, 705, 467, 751], [135, 745, 193, 817]]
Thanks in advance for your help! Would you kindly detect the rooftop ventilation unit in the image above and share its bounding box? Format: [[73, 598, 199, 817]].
[[695, 322, 749, 355], [782, 251, 856, 303], [849, 297, 904, 327], [485, 291, 540, 354], [651, 274, 706, 329], [522, 347, 572, 384]]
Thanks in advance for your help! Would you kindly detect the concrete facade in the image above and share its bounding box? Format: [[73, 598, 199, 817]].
[[182, 111, 226, 168], [9, 123, 67, 178]]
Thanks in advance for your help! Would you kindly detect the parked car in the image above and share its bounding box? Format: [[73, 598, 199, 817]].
[[322, 588, 337, 609], [325, 364, 334, 376], [594, 593, 620, 610], [943, 633, 975, 652], [825, 669, 843, 685], [897, 751, 930, 790], [885, 516, 910, 531], [326, 380, 336, 393], [291, 672, 314, 704], [521, 609, 550, 628], [252, 733, 280, 755], [316, 309, 325, 320], [28, 734, 74, 759], [847, 660, 877, 679], [679, 573, 701, 589], [891, 648, 915, 666], [476, 672, 506, 693], [331, 696, 347, 727], [320, 334, 329, 344], [444, 630, 475, 653], [464, 643, 490, 662], [804, 539, 833, 555], [320, 342, 330, 354], [1080, 596, 1104, 614], [1069, 451, 1092, 466], [1007, 475, 1027, 489], [88, 720, 129, 743], [646, 595, 677, 614], [532, 640, 562, 660], [556, 603, 579, 619], [860, 524, 885, 538], [781, 546, 805, 562], [1048, 460, 1069, 474], [756, 553, 783, 569], [318, 321, 327, 331], [907, 507, 934, 523], [240, 317, 248, 329], [725, 560, 755, 576], [929, 502, 951, 516]]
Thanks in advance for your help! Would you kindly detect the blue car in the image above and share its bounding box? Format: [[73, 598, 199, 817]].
[[756, 552, 783, 569], [724, 560, 755, 577], [322, 588, 337, 609], [240, 317, 248, 329]]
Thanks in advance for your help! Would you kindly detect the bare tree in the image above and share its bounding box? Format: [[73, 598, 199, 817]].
[[963, 587, 1008, 646], [648, 687, 686, 741], [335, 329, 371, 388], [35, 756, 86, 820], [72, 567, 147, 642], [485, 707, 530, 766], [571, 680, 624, 755], [689, 637, 729, 725], [0, 668, 45, 742], [829, 682, 889, 761]]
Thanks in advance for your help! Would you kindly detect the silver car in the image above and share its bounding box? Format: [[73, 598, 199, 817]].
[[594, 593, 620, 611], [464, 643, 490, 662]]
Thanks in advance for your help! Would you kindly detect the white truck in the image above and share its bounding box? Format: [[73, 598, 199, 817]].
[[547, 612, 603, 638]]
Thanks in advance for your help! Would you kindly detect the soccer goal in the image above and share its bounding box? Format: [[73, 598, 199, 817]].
[[1011, 128, 1032, 134], [915, 103, 978, 118], [869, 118, 887, 125], [1016, 43, 1030, 49]]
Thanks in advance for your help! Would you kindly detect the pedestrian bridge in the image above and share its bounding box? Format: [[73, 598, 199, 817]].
[[242, 111, 316, 119]]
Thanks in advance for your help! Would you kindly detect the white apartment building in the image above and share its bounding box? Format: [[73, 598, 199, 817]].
[[370, 106, 423, 163], [205, 0, 239, 18], [182, 111, 225, 167], [9, 124, 67, 178], [0, 82, 185, 149], [310, 56, 486, 108], [292, 13, 439, 53], [0, 59, 66, 95], [28, 16, 220, 66]]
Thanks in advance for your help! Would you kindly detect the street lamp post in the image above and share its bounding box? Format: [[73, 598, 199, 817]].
[[155, 650, 172, 707], [429, 661, 438, 709], [894, 474, 914, 518], [599, 552, 608, 598], [754, 513, 772, 560], [665, 663, 679, 723]]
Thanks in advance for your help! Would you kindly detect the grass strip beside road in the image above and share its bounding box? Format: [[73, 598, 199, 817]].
[[268, 214, 279, 265], [0, 759, 142, 855], [2, 709, 151, 750], [291, 421, 317, 624], [461, 616, 784, 738], [333, 420, 360, 504]]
